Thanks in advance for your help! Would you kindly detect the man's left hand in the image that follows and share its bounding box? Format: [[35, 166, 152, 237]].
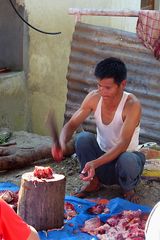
[[80, 161, 95, 181]]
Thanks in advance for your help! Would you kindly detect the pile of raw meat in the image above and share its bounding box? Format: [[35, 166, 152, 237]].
[[64, 202, 77, 220], [81, 209, 149, 240], [0, 190, 18, 210], [33, 166, 54, 179]]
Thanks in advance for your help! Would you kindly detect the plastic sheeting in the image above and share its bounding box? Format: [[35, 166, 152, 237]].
[[0, 182, 151, 240]]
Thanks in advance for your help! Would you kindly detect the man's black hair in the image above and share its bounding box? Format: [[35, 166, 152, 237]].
[[94, 57, 127, 85]]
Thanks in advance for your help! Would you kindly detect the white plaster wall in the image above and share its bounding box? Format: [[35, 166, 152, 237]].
[[24, 0, 141, 134]]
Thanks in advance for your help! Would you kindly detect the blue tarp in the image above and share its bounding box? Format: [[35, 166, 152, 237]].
[[0, 182, 19, 192], [0, 182, 151, 240]]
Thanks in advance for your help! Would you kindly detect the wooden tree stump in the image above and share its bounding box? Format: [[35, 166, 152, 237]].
[[17, 172, 66, 231]]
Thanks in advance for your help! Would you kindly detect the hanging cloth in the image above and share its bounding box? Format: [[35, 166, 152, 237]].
[[136, 10, 160, 59]]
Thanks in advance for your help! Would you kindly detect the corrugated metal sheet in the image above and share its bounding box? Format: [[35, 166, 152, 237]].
[[65, 22, 160, 144]]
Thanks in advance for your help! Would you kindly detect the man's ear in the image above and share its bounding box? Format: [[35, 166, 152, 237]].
[[121, 80, 126, 89]]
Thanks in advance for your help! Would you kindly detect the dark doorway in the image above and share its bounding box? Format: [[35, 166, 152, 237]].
[[0, 0, 25, 71]]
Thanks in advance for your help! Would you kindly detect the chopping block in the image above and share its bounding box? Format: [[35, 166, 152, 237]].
[[17, 172, 66, 231]]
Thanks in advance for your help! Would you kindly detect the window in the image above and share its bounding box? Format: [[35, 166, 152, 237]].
[[141, 0, 160, 10], [141, 0, 154, 9]]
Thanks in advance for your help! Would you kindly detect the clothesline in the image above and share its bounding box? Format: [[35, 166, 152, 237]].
[[68, 8, 159, 22]]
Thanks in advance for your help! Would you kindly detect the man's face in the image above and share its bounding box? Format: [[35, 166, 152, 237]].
[[97, 78, 125, 100]]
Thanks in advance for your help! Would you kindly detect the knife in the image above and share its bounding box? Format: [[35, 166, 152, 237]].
[[46, 111, 63, 162]]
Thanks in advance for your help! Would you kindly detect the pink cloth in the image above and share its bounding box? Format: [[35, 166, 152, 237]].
[[136, 10, 160, 59]]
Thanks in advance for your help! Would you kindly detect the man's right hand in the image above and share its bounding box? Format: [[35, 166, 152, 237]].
[[51, 145, 63, 162]]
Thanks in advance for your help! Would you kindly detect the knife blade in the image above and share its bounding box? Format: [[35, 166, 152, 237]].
[[46, 111, 63, 162]]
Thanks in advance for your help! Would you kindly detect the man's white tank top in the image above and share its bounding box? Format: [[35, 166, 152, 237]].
[[94, 91, 140, 152]]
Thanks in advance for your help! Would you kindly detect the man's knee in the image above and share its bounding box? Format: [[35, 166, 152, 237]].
[[117, 152, 136, 165], [75, 131, 95, 150], [116, 152, 143, 178]]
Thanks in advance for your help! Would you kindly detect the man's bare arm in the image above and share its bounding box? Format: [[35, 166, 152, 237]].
[[59, 92, 95, 155]]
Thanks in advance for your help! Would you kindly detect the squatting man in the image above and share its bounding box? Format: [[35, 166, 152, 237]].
[[52, 57, 145, 203]]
